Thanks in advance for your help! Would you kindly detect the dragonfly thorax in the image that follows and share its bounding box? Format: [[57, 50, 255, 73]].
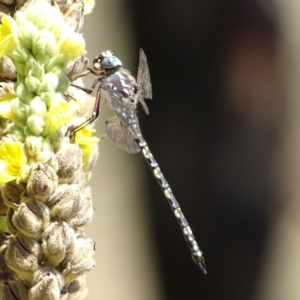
[[103, 70, 138, 106]]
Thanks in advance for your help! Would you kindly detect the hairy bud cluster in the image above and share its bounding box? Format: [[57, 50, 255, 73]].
[[1, 140, 95, 299], [0, 0, 97, 299]]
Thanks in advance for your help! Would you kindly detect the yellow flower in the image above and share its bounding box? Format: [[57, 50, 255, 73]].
[[0, 16, 18, 58], [59, 31, 85, 61], [44, 100, 77, 136], [75, 126, 99, 171], [83, 0, 95, 15], [0, 141, 27, 184], [0, 93, 17, 120]]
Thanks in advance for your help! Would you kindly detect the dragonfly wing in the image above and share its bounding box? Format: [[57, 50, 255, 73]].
[[137, 48, 152, 101], [137, 97, 149, 115], [105, 116, 140, 153]]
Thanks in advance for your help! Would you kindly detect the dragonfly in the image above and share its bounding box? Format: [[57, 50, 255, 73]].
[[71, 49, 207, 274]]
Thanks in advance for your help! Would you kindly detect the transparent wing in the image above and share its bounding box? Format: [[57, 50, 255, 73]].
[[105, 116, 140, 153], [137, 97, 149, 115], [137, 49, 152, 114]]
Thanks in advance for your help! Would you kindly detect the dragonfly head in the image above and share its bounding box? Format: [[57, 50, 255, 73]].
[[92, 50, 122, 73]]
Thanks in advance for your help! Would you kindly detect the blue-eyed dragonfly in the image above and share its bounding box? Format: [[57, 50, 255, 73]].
[[71, 49, 207, 274]]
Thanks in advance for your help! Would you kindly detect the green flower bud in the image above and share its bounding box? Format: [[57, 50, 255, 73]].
[[40, 91, 54, 108], [30, 97, 47, 118], [48, 74, 60, 91], [25, 135, 43, 157], [25, 57, 45, 81], [45, 55, 66, 77], [25, 72, 41, 92], [17, 73, 25, 84], [26, 6, 51, 30], [36, 73, 58, 95], [10, 48, 31, 76], [9, 47, 30, 64], [24, 125, 34, 137], [26, 115, 45, 136], [48, 21, 63, 39], [16, 83, 34, 104], [13, 60, 26, 77], [11, 98, 29, 120], [18, 21, 38, 50], [35, 53, 50, 65], [9, 125, 26, 141], [42, 138, 54, 152], [32, 30, 57, 60], [15, 10, 26, 25]]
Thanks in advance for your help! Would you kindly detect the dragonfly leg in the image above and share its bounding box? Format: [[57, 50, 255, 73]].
[[71, 77, 102, 94], [72, 85, 102, 134]]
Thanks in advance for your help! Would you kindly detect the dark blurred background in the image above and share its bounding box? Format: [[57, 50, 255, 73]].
[[84, 0, 300, 299], [134, 1, 281, 299]]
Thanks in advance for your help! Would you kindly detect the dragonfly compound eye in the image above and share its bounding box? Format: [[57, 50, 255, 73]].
[[100, 54, 122, 70]]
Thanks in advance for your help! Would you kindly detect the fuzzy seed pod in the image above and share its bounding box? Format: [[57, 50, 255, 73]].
[[0, 0, 97, 298]]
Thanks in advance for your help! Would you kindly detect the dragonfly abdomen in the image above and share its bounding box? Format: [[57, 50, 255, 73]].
[[135, 136, 207, 273]]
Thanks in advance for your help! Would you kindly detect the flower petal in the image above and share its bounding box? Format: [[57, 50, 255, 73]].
[[0, 141, 27, 184], [59, 32, 85, 61], [0, 16, 18, 57]]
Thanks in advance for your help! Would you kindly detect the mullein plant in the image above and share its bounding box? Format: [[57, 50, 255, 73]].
[[0, 0, 99, 299]]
